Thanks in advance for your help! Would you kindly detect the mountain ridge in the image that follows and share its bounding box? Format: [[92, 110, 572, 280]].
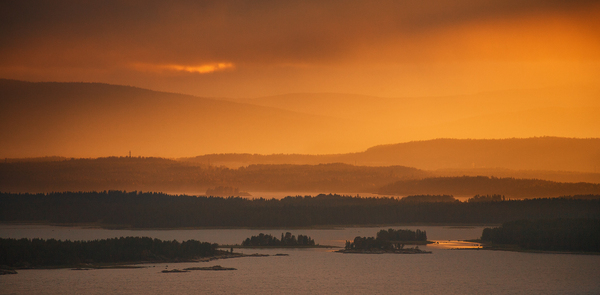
[[2, 79, 598, 161], [182, 137, 600, 173], [0, 79, 373, 157]]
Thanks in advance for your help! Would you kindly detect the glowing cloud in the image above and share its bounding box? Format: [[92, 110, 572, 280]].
[[165, 63, 234, 74], [132, 62, 234, 74]]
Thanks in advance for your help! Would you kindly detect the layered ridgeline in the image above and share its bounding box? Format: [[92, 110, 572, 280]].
[[2, 79, 599, 162], [0, 79, 372, 157], [182, 137, 600, 183], [1, 192, 598, 228], [226, 88, 600, 155], [0, 158, 426, 193], [2, 158, 600, 198], [377, 176, 600, 199], [184, 137, 600, 173]]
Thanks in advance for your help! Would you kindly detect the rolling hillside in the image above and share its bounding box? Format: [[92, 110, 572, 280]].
[[0, 79, 372, 157], [2, 79, 598, 159]]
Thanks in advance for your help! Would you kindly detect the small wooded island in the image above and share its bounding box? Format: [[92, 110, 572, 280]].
[[240, 232, 318, 247], [162, 265, 237, 273], [338, 229, 432, 254]]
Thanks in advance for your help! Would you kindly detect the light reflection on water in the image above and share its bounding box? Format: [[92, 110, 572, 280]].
[[428, 240, 483, 249], [1, 225, 599, 295]]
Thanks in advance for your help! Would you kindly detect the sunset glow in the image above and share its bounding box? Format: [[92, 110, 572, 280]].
[[1, 3, 600, 292], [0, 1, 599, 158], [161, 63, 234, 74], [131, 62, 235, 74]]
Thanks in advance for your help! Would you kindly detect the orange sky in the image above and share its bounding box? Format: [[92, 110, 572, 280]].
[[1, 1, 599, 158], [1, 0, 599, 98]]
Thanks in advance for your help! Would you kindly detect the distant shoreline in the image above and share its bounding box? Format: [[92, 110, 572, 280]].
[[2, 251, 269, 271], [462, 240, 600, 255], [0, 221, 499, 230], [218, 244, 338, 249]]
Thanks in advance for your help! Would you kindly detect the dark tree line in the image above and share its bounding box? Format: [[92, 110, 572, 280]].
[[400, 195, 457, 203], [0, 237, 217, 268], [241, 232, 315, 246], [1, 191, 599, 228], [467, 194, 505, 203], [345, 228, 427, 250], [2, 158, 599, 198], [0, 157, 425, 193], [481, 218, 600, 252], [378, 176, 600, 198]]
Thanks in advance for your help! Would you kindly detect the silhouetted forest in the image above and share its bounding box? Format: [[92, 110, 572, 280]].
[[241, 232, 315, 246], [0, 157, 427, 193], [345, 228, 427, 250], [562, 194, 600, 200], [399, 195, 457, 202], [467, 194, 505, 202], [1, 191, 598, 228], [433, 168, 600, 185], [206, 186, 251, 197], [481, 219, 600, 252], [0, 237, 217, 268], [378, 176, 600, 198]]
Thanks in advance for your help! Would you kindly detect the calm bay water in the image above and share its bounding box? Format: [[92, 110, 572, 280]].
[[1, 224, 599, 294]]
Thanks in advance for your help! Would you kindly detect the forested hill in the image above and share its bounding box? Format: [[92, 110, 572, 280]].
[[1, 192, 598, 228], [0, 157, 428, 193], [359, 137, 600, 171], [2, 157, 599, 198], [377, 176, 600, 199]]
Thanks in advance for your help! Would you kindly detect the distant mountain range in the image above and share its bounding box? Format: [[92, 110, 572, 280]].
[[1, 79, 599, 159], [184, 137, 600, 173], [0, 79, 364, 157], [227, 89, 600, 145]]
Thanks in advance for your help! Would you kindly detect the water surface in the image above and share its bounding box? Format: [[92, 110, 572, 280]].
[[1, 225, 598, 294]]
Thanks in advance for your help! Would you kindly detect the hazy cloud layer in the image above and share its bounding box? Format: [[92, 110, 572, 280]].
[[1, 0, 599, 97]]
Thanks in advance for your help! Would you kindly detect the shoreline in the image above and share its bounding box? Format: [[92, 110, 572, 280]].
[[218, 244, 338, 249], [4, 251, 272, 271], [459, 240, 600, 255], [0, 221, 499, 230], [336, 247, 432, 254]]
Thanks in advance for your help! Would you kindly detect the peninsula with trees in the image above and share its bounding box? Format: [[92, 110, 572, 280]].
[[479, 218, 600, 253], [0, 237, 222, 269], [339, 229, 432, 254]]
